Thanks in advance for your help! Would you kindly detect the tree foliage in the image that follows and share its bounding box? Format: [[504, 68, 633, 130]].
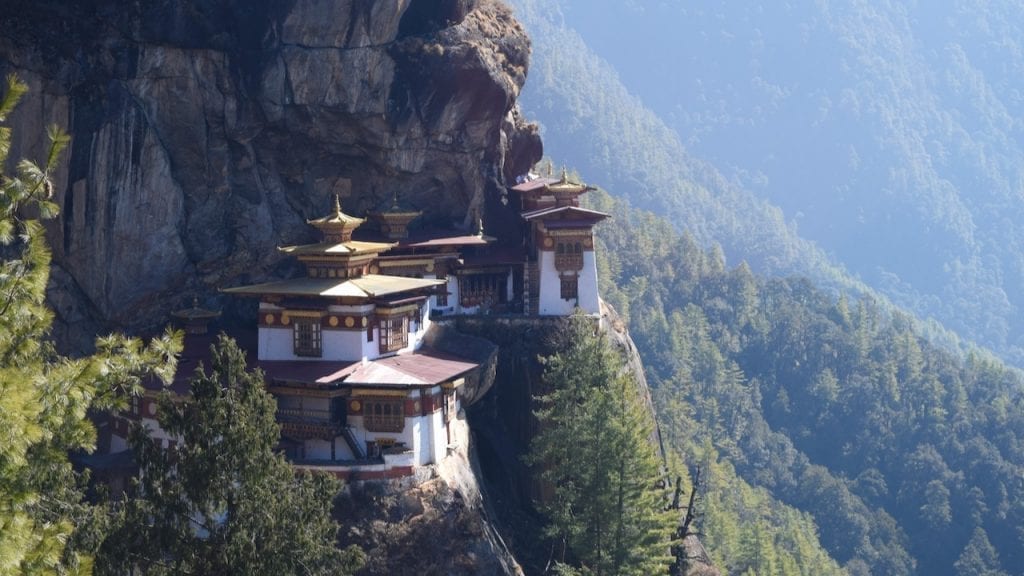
[[0, 74, 179, 575], [588, 185, 1024, 575], [514, 0, 1024, 368], [528, 313, 676, 576], [97, 335, 364, 576]]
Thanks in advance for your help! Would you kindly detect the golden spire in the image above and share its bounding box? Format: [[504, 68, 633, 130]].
[[308, 194, 364, 243], [366, 191, 421, 239]]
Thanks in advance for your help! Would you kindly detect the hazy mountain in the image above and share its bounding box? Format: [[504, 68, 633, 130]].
[[511, 0, 1024, 367]]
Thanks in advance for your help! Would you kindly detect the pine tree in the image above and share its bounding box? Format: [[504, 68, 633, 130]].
[[96, 335, 364, 575], [529, 313, 676, 575], [0, 74, 180, 574], [952, 527, 1008, 576]]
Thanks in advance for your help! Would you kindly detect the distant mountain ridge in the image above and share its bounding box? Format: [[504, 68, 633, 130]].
[[510, 0, 1024, 367]]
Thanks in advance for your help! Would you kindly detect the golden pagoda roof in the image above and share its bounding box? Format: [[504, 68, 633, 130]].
[[306, 195, 365, 244], [308, 194, 364, 227], [171, 297, 221, 320], [222, 274, 444, 299], [279, 239, 396, 257], [373, 191, 422, 218], [545, 167, 592, 195], [521, 205, 610, 221]]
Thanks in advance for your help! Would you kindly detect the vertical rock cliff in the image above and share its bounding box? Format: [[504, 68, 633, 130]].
[[0, 0, 541, 349]]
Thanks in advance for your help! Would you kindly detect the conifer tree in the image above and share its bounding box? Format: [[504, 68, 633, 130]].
[[952, 527, 1008, 576], [96, 335, 364, 576], [529, 313, 676, 575], [0, 75, 180, 574]]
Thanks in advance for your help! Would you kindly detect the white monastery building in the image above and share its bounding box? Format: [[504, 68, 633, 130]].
[[105, 170, 609, 480]]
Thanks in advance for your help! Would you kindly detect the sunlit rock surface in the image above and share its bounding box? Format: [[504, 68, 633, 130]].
[[0, 0, 541, 348]]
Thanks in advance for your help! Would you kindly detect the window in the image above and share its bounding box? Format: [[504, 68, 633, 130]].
[[379, 316, 408, 353], [459, 273, 507, 307], [554, 240, 584, 271], [560, 275, 578, 300], [436, 287, 449, 307], [293, 319, 322, 357], [363, 399, 405, 432]]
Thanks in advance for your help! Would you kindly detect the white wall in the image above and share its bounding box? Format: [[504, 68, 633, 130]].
[[305, 438, 333, 460], [258, 299, 432, 362], [259, 326, 371, 362], [577, 251, 601, 314], [537, 250, 601, 315], [433, 276, 459, 316], [109, 416, 178, 453]]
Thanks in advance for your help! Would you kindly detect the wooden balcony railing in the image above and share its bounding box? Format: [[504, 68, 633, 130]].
[[555, 253, 584, 271]]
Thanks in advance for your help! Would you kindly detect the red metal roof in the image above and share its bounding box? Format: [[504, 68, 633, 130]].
[[344, 350, 478, 386]]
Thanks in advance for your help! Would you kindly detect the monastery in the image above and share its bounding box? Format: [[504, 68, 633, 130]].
[[104, 170, 608, 479]]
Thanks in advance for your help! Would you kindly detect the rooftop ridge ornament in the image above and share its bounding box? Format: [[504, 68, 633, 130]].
[[367, 190, 422, 240], [171, 296, 220, 334], [308, 194, 364, 243]]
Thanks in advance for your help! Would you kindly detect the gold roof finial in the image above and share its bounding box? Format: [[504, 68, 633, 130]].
[[560, 165, 569, 183], [476, 214, 484, 236], [391, 190, 400, 210], [546, 158, 554, 176], [333, 193, 342, 217]]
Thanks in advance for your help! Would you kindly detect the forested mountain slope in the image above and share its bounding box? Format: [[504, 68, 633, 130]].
[[511, 0, 1024, 367], [590, 188, 1024, 576]]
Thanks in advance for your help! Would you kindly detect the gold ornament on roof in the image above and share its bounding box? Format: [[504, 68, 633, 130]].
[[308, 194, 365, 242]]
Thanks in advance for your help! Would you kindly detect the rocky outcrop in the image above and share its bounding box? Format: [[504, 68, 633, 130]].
[[0, 0, 541, 350], [336, 419, 523, 576]]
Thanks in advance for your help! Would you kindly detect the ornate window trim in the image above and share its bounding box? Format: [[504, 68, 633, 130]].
[[363, 399, 405, 432], [379, 315, 408, 353], [293, 319, 322, 357], [560, 275, 579, 300]]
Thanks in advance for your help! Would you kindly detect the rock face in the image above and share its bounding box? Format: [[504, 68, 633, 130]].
[[336, 419, 523, 576], [0, 0, 541, 349]]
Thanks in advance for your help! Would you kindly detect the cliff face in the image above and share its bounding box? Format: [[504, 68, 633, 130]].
[[0, 0, 541, 349]]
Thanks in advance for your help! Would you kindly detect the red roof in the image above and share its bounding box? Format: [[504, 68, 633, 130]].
[[343, 350, 478, 386]]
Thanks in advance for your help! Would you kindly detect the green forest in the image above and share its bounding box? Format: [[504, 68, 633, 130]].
[[510, 0, 1024, 368], [589, 188, 1024, 575]]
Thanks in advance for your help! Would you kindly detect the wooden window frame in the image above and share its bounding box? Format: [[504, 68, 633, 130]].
[[560, 275, 579, 300], [379, 315, 408, 354], [363, 399, 405, 432], [293, 318, 322, 357]]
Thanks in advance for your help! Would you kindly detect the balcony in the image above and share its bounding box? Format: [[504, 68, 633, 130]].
[[554, 253, 583, 271], [275, 407, 344, 440]]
